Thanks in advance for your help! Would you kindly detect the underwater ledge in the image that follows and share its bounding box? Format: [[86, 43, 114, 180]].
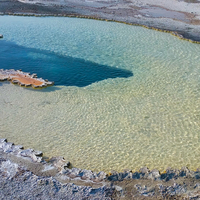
[[1, 138, 200, 199]]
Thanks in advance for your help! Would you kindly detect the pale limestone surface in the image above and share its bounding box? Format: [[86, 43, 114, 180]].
[[18, 0, 200, 16], [16, 0, 200, 42]]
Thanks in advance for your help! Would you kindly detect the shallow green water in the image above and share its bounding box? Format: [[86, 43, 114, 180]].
[[1, 16, 200, 172]]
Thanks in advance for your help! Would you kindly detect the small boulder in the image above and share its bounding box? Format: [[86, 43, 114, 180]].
[[147, 169, 161, 180], [20, 149, 43, 162], [49, 157, 70, 171], [97, 171, 107, 181], [34, 150, 43, 157], [80, 169, 95, 180], [70, 168, 82, 177], [140, 167, 150, 174], [11, 145, 24, 154], [0, 138, 7, 143], [2, 142, 14, 153], [20, 149, 34, 157]]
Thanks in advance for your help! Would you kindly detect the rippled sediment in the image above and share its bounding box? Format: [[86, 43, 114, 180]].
[[1, 16, 200, 172]]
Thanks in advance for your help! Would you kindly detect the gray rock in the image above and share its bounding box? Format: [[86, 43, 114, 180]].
[[49, 157, 70, 171], [1, 142, 14, 153], [34, 150, 43, 156], [134, 184, 156, 197], [179, 166, 194, 178], [132, 171, 140, 179], [194, 183, 200, 189], [107, 171, 119, 181], [47, 81, 54, 86], [123, 170, 133, 180], [0, 34, 3, 38], [31, 154, 42, 162], [12, 80, 19, 84], [194, 171, 200, 179], [31, 73, 37, 78], [0, 139, 7, 143], [161, 168, 179, 181], [0, 159, 114, 199], [70, 168, 82, 177], [0, 141, 6, 149], [147, 169, 161, 180], [20, 149, 42, 162], [0, 160, 19, 179], [115, 185, 123, 192], [12, 145, 23, 151], [20, 148, 34, 157], [118, 172, 127, 181], [163, 183, 186, 196], [140, 166, 150, 174], [7, 145, 23, 155], [80, 169, 96, 180], [97, 171, 107, 181], [124, 172, 133, 180]]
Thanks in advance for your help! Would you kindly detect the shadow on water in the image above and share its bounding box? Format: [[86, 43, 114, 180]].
[[0, 40, 133, 87]]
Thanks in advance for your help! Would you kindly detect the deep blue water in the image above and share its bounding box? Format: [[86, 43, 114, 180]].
[[0, 40, 133, 87]]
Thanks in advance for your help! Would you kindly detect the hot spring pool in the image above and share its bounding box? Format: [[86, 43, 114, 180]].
[[1, 16, 200, 172]]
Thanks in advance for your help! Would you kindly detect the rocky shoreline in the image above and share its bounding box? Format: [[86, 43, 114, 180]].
[[1, 138, 200, 199]]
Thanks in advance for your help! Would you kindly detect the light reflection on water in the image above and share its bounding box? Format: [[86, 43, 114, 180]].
[[1, 16, 200, 172]]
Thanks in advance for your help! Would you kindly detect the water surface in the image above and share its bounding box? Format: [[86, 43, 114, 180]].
[[1, 16, 200, 172]]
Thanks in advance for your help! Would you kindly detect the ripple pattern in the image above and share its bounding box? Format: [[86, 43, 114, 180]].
[[1, 16, 200, 172]]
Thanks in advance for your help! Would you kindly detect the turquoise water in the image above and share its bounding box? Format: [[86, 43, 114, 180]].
[[1, 16, 200, 172]]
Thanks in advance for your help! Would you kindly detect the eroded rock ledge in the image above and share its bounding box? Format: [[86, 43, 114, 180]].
[[0, 69, 54, 89], [1, 138, 200, 199]]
